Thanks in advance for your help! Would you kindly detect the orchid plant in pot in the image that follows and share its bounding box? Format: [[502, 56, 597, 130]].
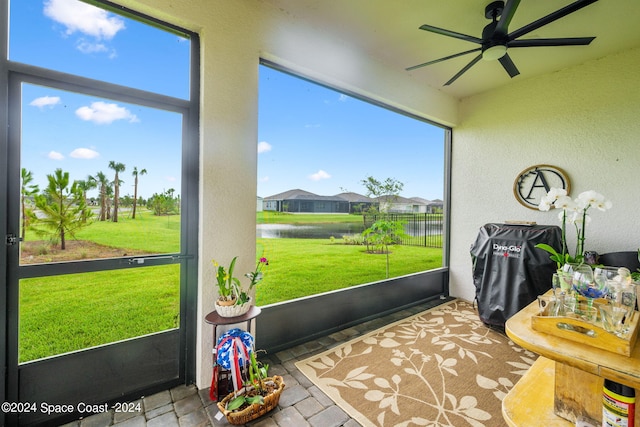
[[212, 256, 242, 307], [535, 187, 612, 294], [212, 256, 269, 317]]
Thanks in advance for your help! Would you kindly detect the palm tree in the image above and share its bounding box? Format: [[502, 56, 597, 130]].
[[108, 161, 126, 222], [94, 171, 110, 221], [131, 166, 147, 219], [20, 168, 39, 241], [105, 185, 113, 220], [75, 176, 97, 223]]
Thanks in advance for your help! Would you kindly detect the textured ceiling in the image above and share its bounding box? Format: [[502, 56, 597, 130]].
[[261, 0, 640, 99]]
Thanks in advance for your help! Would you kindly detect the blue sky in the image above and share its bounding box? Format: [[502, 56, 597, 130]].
[[12, 0, 445, 201], [11, 0, 189, 200], [258, 66, 445, 200]]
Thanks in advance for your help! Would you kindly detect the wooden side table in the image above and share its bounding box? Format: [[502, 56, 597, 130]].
[[504, 296, 640, 425], [204, 306, 262, 401]]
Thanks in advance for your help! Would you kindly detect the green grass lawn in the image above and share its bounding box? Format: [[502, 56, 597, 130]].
[[19, 210, 442, 361], [75, 209, 181, 253], [254, 237, 442, 305], [20, 265, 180, 362], [258, 211, 366, 224]]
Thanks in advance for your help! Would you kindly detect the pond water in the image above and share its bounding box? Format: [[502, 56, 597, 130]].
[[256, 221, 442, 239], [256, 223, 365, 239]]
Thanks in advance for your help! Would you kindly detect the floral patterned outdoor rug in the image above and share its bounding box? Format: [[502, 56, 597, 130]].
[[295, 299, 537, 427]]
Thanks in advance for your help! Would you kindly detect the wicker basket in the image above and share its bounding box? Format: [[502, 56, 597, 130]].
[[216, 376, 285, 425]]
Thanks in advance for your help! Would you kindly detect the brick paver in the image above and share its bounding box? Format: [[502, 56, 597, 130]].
[[57, 299, 446, 426]]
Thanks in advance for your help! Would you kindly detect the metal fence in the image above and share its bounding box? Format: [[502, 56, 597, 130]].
[[363, 213, 443, 248]]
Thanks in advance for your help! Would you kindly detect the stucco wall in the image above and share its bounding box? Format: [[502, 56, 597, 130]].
[[449, 46, 640, 303]]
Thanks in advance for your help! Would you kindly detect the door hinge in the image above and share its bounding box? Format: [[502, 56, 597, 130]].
[[5, 234, 20, 246]]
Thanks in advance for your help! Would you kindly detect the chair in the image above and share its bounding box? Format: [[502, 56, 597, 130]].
[[598, 251, 640, 272]]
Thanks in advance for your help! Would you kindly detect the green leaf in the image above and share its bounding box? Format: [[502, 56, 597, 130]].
[[226, 396, 246, 411], [535, 243, 559, 257], [246, 395, 264, 405]]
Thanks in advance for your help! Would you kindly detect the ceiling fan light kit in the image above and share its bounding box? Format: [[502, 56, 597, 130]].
[[408, 0, 599, 86], [482, 44, 507, 61]]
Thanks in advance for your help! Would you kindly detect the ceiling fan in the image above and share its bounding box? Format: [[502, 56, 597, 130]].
[[407, 0, 599, 86]]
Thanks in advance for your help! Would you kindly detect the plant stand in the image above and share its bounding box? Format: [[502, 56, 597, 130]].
[[204, 306, 261, 401]]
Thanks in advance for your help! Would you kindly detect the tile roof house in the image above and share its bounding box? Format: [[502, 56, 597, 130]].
[[376, 195, 429, 213], [334, 192, 378, 213], [263, 189, 350, 213], [411, 197, 444, 213]]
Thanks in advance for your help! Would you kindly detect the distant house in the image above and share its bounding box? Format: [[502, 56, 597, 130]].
[[263, 189, 349, 213], [408, 197, 428, 213], [263, 189, 440, 214], [334, 192, 378, 214], [426, 199, 444, 213], [376, 195, 426, 213]]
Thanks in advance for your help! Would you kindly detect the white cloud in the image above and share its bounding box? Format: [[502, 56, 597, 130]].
[[70, 147, 100, 159], [338, 94, 349, 102], [309, 170, 331, 181], [76, 40, 108, 54], [48, 151, 64, 160], [259, 176, 269, 183], [44, 0, 125, 40], [30, 96, 61, 108], [258, 141, 272, 154], [75, 102, 139, 125]]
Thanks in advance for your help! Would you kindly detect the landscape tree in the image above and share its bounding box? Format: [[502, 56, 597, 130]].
[[108, 161, 126, 222], [147, 188, 180, 216], [131, 166, 147, 219], [94, 171, 110, 221], [362, 219, 409, 278], [360, 176, 404, 213], [20, 168, 39, 241], [33, 168, 92, 250], [75, 176, 97, 223], [360, 176, 407, 278], [105, 185, 114, 220]]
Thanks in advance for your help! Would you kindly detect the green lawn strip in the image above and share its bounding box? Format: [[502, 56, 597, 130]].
[[72, 209, 180, 253], [19, 265, 179, 362], [258, 211, 444, 225], [258, 212, 366, 225], [253, 238, 443, 305]]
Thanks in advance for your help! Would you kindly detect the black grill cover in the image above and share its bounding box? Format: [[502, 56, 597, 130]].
[[470, 223, 562, 328]]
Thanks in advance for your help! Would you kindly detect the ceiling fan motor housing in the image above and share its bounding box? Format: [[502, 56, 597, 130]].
[[485, 1, 505, 19]]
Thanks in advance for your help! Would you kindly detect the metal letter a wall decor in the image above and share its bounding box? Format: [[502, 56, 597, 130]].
[[513, 164, 571, 210]]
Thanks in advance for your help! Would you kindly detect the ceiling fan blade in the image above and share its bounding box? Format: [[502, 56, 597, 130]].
[[498, 53, 520, 78], [495, 0, 521, 35], [419, 24, 483, 44], [444, 54, 482, 86], [406, 48, 482, 71], [507, 0, 599, 41], [508, 37, 595, 47]]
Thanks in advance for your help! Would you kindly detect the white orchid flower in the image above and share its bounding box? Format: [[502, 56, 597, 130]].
[[594, 198, 612, 211], [577, 190, 606, 207], [537, 187, 610, 266], [568, 211, 591, 225], [554, 195, 575, 210], [538, 198, 552, 211], [547, 187, 567, 200]]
